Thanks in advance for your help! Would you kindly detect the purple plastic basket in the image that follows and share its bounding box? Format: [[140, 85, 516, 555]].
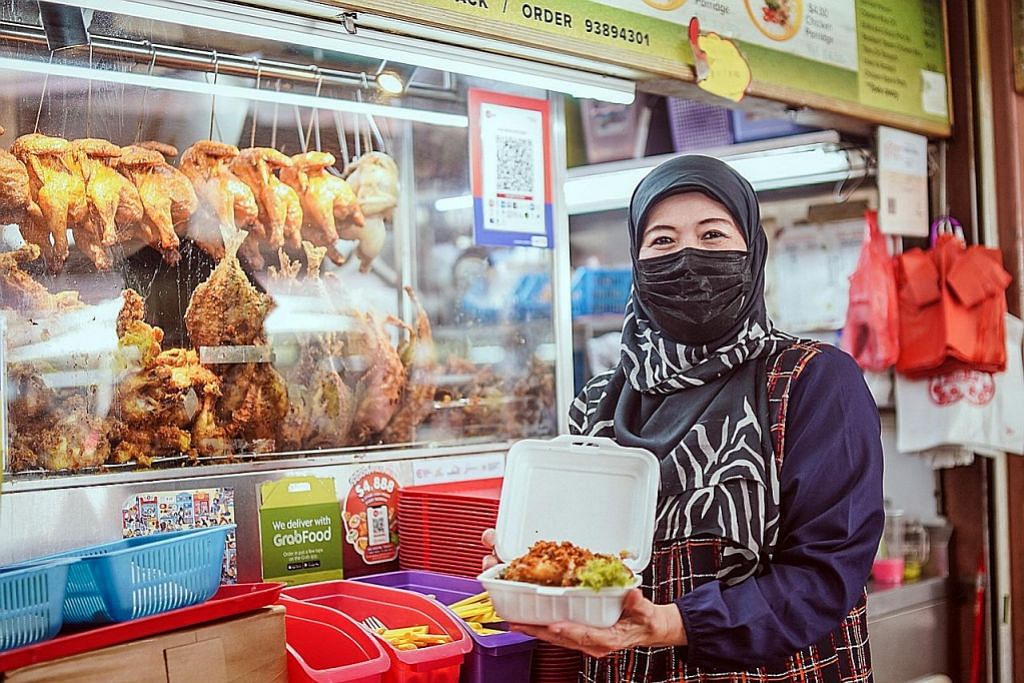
[[667, 98, 734, 152], [354, 570, 536, 683]]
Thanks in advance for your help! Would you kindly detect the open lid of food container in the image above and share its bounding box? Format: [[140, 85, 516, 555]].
[[495, 435, 660, 572]]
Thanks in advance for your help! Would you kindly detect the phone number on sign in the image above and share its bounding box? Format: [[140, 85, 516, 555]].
[[584, 18, 651, 46]]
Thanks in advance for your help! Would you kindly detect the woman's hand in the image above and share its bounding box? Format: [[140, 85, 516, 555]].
[[508, 589, 687, 659], [481, 528, 499, 571]]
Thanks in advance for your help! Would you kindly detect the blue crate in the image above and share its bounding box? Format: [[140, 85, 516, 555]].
[[31, 526, 233, 625], [729, 110, 815, 143], [0, 559, 77, 652], [571, 267, 632, 317], [511, 273, 552, 321]]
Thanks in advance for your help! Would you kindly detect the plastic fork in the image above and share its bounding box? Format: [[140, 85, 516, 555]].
[[362, 615, 387, 632]]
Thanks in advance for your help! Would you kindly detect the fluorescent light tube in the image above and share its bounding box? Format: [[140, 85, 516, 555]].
[[47, 0, 636, 104], [0, 56, 468, 128]]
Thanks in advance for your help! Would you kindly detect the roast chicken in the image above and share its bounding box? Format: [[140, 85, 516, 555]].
[[72, 138, 145, 270], [180, 141, 259, 259], [230, 148, 303, 268], [117, 143, 197, 263], [344, 152, 399, 273], [0, 125, 32, 227], [11, 134, 88, 272], [0, 243, 83, 311], [280, 151, 364, 265], [348, 308, 406, 444]]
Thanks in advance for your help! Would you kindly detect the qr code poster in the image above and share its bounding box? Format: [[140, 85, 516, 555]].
[[343, 467, 400, 566], [469, 89, 554, 249], [122, 487, 238, 583]]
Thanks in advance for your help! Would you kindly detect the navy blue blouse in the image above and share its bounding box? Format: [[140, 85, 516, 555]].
[[676, 346, 885, 667]]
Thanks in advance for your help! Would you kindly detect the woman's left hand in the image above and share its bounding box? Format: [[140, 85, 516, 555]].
[[508, 589, 687, 659]]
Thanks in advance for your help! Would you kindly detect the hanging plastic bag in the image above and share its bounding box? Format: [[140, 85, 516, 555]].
[[895, 217, 1011, 378], [896, 314, 1024, 455], [842, 210, 899, 371]]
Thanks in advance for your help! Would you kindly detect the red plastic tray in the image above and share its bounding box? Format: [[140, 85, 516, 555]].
[[399, 478, 503, 503], [0, 582, 284, 672]]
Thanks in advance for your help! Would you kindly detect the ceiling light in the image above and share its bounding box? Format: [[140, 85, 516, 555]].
[[376, 70, 405, 96], [0, 55, 468, 128]]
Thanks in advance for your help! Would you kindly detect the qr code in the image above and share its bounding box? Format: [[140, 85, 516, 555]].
[[368, 505, 389, 546], [496, 135, 534, 194]]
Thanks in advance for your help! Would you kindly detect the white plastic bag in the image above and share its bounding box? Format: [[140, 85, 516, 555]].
[[895, 314, 1024, 455]]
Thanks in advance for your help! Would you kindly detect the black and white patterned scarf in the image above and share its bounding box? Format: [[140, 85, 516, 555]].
[[572, 156, 794, 581]]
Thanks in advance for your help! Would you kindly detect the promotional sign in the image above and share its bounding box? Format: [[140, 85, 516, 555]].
[[342, 467, 400, 567], [469, 89, 554, 249], [259, 476, 343, 585], [122, 488, 238, 583], [877, 126, 929, 237], [333, 0, 951, 135]]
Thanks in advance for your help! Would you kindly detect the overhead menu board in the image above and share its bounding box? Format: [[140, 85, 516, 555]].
[[330, 0, 951, 136]]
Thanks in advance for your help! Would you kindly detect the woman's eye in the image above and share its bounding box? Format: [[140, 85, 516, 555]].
[[701, 230, 726, 241], [651, 236, 674, 246]]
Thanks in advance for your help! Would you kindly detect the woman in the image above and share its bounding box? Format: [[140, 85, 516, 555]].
[[483, 155, 883, 681]]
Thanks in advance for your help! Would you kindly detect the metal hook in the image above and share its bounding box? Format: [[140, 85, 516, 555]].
[[301, 66, 324, 153], [294, 105, 308, 153], [209, 50, 220, 140], [355, 89, 372, 154], [134, 43, 158, 143], [34, 51, 55, 134], [271, 79, 281, 149], [86, 43, 93, 137], [250, 58, 263, 149], [334, 110, 349, 167]]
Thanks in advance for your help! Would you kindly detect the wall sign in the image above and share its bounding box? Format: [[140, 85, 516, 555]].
[[877, 126, 929, 237], [469, 89, 554, 249], [330, 0, 951, 136]]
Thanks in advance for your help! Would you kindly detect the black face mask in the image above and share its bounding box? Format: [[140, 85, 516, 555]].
[[634, 248, 752, 345]]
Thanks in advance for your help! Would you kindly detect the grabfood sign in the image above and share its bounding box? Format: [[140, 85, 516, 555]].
[[259, 476, 343, 585]]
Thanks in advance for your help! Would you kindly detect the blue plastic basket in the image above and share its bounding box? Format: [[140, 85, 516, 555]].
[[571, 267, 632, 317], [0, 559, 77, 652], [32, 526, 234, 625], [511, 273, 553, 321]]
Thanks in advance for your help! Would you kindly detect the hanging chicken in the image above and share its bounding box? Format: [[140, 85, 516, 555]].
[[344, 151, 399, 273], [179, 141, 259, 259], [71, 138, 145, 270], [230, 148, 303, 268], [11, 133, 89, 273], [280, 151, 364, 265], [380, 286, 437, 444], [115, 146, 195, 264], [0, 125, 32, 227]]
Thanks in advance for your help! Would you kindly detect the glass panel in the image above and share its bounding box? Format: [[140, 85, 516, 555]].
[[0, 2, 558, 477]]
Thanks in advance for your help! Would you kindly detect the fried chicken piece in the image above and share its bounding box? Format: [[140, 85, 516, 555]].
[[345, 151, 399, 218], [380, 287, 436, 444], [216, 361, 289, 446], [349, 308, 406, 444], [185, 229, 273, 348], [71, 138, 146, 270], [0, 127, 31, 226], [117, 145, 196, 264], [507, 357, 557, 439], [116, 289, 164, 367], [137, 141, 179, 159], [8, 365, 111, 472], [504, 541, 597, 587], [180, 141, 259, 259], [280, 151, 364, 265], [0, 243, 83, 311], [276, 244, 355, 451], [11, 134, 89, 273]]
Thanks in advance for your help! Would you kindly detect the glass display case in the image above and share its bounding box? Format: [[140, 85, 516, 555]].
[[0, 0, 571, 480]]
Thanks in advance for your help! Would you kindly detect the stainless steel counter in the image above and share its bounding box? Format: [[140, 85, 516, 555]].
[[867, 577, 952, 683]]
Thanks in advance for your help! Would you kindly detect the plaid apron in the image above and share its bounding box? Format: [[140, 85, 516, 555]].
[[581, 342, 873, 683]]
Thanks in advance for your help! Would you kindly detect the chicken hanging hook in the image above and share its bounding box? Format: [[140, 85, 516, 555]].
[[270, 78, 281, 149], [209, 50, 220, 140], [33, 50, 55, 134], [333, 110, 349, 167], [86, 43, 93, 137], [250, 58, 263, 149], [134, 44, 158, 143], [304, 65, 324, 153]]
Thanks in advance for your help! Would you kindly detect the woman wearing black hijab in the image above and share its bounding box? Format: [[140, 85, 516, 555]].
[[489, 155, 883, 681]]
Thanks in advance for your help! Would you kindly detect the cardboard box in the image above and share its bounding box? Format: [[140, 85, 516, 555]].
[[4, 606, 287, 683]]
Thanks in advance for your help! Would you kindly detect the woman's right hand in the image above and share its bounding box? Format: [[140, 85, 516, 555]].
[[481, 528, 499, 571]]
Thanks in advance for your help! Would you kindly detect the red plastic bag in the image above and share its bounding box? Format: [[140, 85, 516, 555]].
[[895, 217, 1010, 378], [842, 210, 900, 371]]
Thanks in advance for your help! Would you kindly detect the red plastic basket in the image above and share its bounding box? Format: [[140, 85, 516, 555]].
[[281, 598, 390, 683], [283, 581, 472, 683], [0, 582, 283, 673]]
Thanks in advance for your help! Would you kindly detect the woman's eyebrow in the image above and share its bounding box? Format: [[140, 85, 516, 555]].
[[697, 217, 735, 226]]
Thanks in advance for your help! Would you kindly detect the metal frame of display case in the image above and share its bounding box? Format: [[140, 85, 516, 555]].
[[0, 0, 585, 578]]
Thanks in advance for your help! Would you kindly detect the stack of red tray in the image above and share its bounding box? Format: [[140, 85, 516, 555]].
[[531, 642, 583, 682], [398, 478, 501, 578]]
